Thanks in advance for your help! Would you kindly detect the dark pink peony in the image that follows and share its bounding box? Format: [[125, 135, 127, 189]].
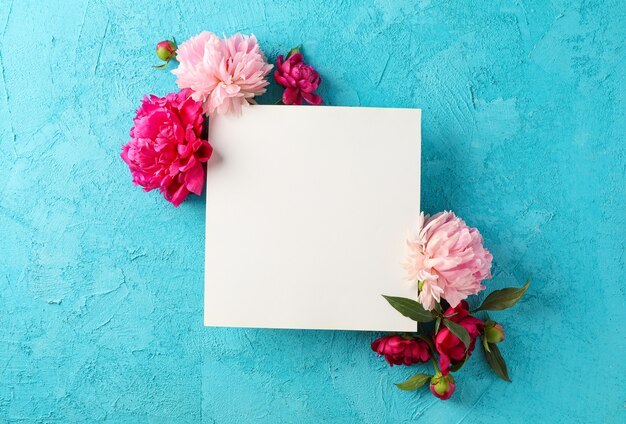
[[434, 301, 484, 372], [274, 52, 322, 105], [121, 89, 212, 207], [371, 335, 430, 366]]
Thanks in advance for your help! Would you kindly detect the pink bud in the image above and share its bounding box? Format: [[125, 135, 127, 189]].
[[156, 40, 176, 61], [484, 321, 505, 344], [430, 372, 456, 400]]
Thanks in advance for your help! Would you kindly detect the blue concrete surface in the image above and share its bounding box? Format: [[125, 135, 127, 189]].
[[0, 0, 624, 422]]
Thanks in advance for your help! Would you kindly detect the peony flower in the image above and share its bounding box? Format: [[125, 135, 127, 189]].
[[405, 211, 493, 310], [172, 32, 273, 116], [121, 89, 212, 207], [371, 335, 430, 366], [484, 320, 505, 344], [434, 301, 484, 372], [274, 52, 322, 105], [429, 371, 456, 400]]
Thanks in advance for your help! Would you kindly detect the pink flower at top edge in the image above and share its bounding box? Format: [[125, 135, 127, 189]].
[[172, 31, 273, 116], [120, 89, 212, 207], [404, 211, 493, 310], [274, 52, 322, 105]]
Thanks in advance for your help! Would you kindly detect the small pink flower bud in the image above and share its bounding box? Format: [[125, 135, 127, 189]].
[[484, 320, 505, 344], [156, 40, 176, 61], [429, 372, 456, 400]]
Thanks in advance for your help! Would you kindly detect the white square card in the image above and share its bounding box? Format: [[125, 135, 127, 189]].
[[205, 105, 421, 331]]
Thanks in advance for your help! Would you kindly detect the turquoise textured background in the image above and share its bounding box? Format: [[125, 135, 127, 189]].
[[1, 0, 624, 422]]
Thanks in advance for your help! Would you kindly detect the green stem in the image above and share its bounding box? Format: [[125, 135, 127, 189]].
[[430, 355, 440, 374]]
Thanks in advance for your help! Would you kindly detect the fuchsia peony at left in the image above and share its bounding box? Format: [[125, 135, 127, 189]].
[[121, 89, 212, 207]]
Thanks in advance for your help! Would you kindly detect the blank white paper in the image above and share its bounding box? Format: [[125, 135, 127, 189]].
[[205, 105, 421, 331]]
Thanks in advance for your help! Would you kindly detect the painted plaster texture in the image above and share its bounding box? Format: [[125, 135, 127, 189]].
[[0, 0, 624, 422]]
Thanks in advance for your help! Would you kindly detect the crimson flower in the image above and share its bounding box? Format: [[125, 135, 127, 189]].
[[434, 301, 484, 372], [371, 335, 430, 366], [274, 52, 322, 105]]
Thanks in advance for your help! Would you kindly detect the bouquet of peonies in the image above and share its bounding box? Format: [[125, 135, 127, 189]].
[[122, 33, 322, 206], [121, 32, 530, 402], [373, 211, 530, 400]]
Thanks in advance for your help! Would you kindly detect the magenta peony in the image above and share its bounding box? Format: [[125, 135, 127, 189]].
[[405, 211, 493, 310], [434, 301, 484, 372], [121, 89, 212, 207], [172, 32, 273, 116], [371, 335, 430, 366], [274, 52, 322, 105]]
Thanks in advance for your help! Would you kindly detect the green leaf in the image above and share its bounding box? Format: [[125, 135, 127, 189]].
[[152, 62, 169, 70], [434, 317, 442, 334], [395, 373, 432, 391], [483, 341, 511, 382], [475, 280, 531, 312], [443, 319, 470, 349], [286, 46, 301, 58], [382, 295, 435, 323]]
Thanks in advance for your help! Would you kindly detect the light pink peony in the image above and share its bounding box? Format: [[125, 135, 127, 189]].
[[121, 89, 212, 207], [172, 32, 273, 116], [405, 211, 492, 310]]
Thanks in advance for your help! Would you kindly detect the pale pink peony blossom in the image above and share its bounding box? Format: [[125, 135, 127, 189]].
[[121, 89, 212, 207], [405, 211, 493, 310], [172, 31, 273, 116]]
